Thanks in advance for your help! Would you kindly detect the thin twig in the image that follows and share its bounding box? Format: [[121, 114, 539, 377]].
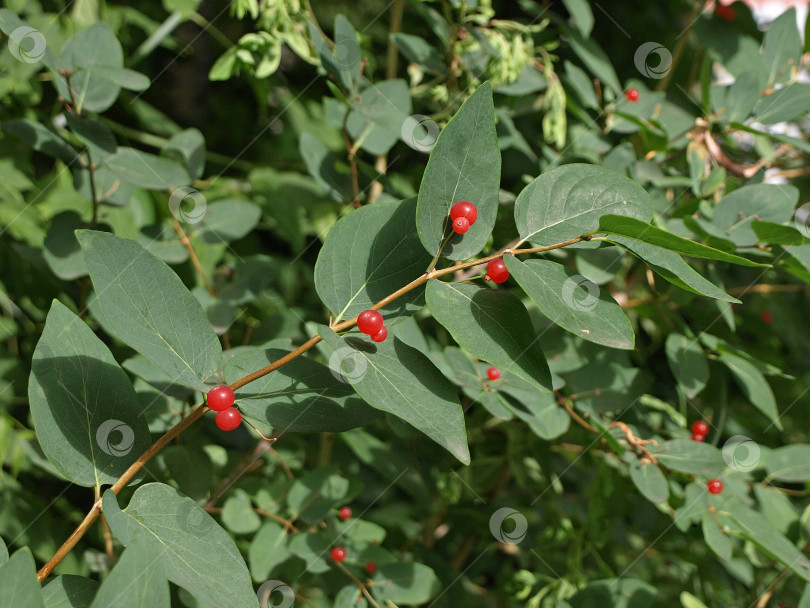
[[173, 217, 215, 295]]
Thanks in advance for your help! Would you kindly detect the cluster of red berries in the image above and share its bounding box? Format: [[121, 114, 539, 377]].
[[450, 200, 477, 234], [691, 420, 709, 442], [207, 385, 241, 431], [357, 309, 388, 342], [330, 506, 376, 574]]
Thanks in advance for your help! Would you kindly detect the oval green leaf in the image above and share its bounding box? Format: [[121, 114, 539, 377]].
[[504, 257, 634, 349], [29, 301, 151, 487], [515, 164, 652, 246], [416, 82, 501, 260], [77, 230, 221, 390]]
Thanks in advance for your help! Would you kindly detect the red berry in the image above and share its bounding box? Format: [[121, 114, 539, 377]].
[[625, 88, 640, 102], [691, 420, 709, 436], [486, 367, 501, 381], [366, 561, 377, 574], [338, 506, 352, 521], [691, 433, 705, 442], [330, 546, 347, 562], [450, 201, 478, 225], [357, 310, 384, 335], [486, 258, 509, 283], [452, 217, 470, 234], [707, 479, 724, 495], [761, 309, 774, 324], [207, 385, 235, 412], [215, 407, 241, 431], [716, 4, 735, 21], [371, 327, 388, 343]]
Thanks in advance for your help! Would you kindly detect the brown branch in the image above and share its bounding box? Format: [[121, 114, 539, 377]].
[[335, 561, 382, 608], [173, 218, 215, 295], [37, 235, 585, 581]]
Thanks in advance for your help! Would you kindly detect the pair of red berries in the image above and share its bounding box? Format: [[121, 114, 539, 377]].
[[207, 385, 241, 430], [691, 420, 709, 442], [357, 309, 388, 342], [450, 201, 477, 234], [329, 546, 377, 573]]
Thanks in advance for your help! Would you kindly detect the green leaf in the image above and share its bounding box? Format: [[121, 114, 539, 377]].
[[104, 147, 191, 189], [598, 215, 767, 267], [42, 575, 99, 608], [223, 348, 377, 432], [191, 200, 261, 244], [103, 484, 259, 608], [29, 301, 152, 487], [752, 221, 808, 246], [753, 484, 799, 536], [315, 198, 431, 322], [77, 230, 221, 391], [713, 184, 798, 246], [350, 79, 412, 155], [299, 132, 349, 201], [288, 532, 331, 574], [57, 24, 126, 113], [665, 334, 709, 399], [764, 445, 810, 482], [43, 211, 88, 280], [568, 578, 656, 608], [681, 591, 710, 608], [89, 536, 169, 608], [319, 327, 470, 464], [754, 84, 810, 124], [504, 257, 634, 349], [0, 548, 44, 608], [718, 352, 781, 429], [509, 399, 570, 440], [516, 165, 652, 246], [425, 280, 551, 392], [723, 501, 810, 582], [416, 82, 501, 260], [701, 512, 732, 561], [390, 33, 446, 75], [712, 71, 761, 123], [608, 235, 740, 302], [372, 563, 440, 605], [2, 118, 77, 164], [162, 446, 212, 501], [65, 114, 117, 156], [222, 489, 262, 535], [630, 461, 669, 504], [0, 538, 6, 566], [562, 0, 594, 36], [653, 439, 725, 475], [163, 128, 205, 180], [249, 522, 290, 582], [308, 15, 361, 91], [762, 8, 802, 85], [89, 66, 150, 91], [566, 29, 622, 94], [287, 465, 350, 524]]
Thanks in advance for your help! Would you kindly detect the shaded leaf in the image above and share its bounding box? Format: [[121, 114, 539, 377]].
[[653, 439, 725, 475], [718, 352, 780, 429], [665, 333, 709, 399], [89, 536, 169, 608]]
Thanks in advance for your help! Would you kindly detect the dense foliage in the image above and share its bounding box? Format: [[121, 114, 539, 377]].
[[2, 1, 810, 607]]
